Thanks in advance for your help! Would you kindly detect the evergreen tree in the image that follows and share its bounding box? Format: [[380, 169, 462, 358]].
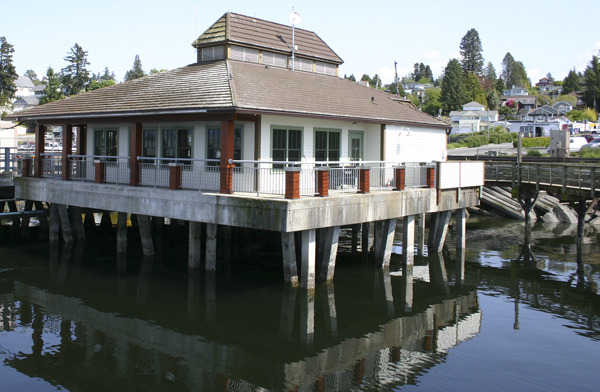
[[500, 52, 515, 88], [101, 67, 116, 81], [40, 67, 65, 104], [512, 61, 530, 88], [459, 28, 484, 75], [0, 36, 18, 109], [61, 43, 90, 96], [562, 69, 582, 95], [464, 72, 487, 105], [482, 62, 497, 91], [486, 89, 500, 110], [124, 54, 145, 81], [344, 74, 356, 82], [440, 59, 468, 114], [583, 54, 600, 111], [413, 63, 433, 83], [24, 69, 39, 82]]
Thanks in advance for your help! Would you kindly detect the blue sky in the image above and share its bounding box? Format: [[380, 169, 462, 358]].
[[4, 0, 600, 85]]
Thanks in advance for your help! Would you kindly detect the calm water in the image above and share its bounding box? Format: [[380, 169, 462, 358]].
[[0, 217, 598, 391]]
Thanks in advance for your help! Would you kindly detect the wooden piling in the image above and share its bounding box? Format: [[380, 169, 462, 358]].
[[136, 215, 154, 256]]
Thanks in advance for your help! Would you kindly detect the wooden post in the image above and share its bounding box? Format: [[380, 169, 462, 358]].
[[361, 222, 370, 263], [49, 203, 60, 243], [34, 124, 46, 178], [281, 232, 299, 286], [94, 160, 105, 183], [358, 167, 370, 194], [169, 163, 182, 190], [57, 204, 73, 243], [188, 222, 202, 269], [402, 215, 415, 266], [130, 122, 142, 186], [318, 226, 340, 281], [316, 168, 329, 197], [61, 124, 73, 181], [284, 167, 301, 199], [394, 167, 405, 191], [300, 229, 316, 290], [117, 212, 127, 254], [205, 223, 217, 271], [69, 206, 86, 241], [137, 215, 154, 256]]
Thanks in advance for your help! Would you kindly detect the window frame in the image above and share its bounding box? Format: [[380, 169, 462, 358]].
[[271, 126, 303, 169], [93, 128, 119, 159], [314, 128, 341, 165]]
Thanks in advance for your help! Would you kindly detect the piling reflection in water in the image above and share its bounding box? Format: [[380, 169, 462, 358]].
[[0, 243, 481, 391]]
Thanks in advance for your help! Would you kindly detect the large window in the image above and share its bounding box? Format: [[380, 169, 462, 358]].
[[201, 45, 225, 61], [272, 127, 302, 168], [94, 129, 118, 157], [162, 128, 192, 160], [314, 129, 340, 163], [206, 127, 242, 165], [142, 129, 157, 158]]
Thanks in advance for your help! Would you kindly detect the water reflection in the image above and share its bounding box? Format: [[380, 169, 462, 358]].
[[0, 244, 482, 391], [1, 217, 599, 391]]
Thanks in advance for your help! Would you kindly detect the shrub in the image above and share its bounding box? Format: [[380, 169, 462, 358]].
[[513, 137, 550, 148], [463, 134, 489, 148], [579, 148, 600, 158], [526, 149, 542, 157]]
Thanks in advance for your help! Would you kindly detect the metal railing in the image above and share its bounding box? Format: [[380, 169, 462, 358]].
[[16, 153, 441, 198]]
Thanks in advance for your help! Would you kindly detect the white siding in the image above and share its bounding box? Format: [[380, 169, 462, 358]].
[[384, 124, 447, 163]]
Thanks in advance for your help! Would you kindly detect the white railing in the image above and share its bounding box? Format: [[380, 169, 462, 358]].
[[67, 155, 130, 183], [137, 157, 221, 190]]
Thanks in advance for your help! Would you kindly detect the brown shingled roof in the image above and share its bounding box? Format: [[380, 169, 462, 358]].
[[9, 60, 448, 128], [192, 12, 343, 65]]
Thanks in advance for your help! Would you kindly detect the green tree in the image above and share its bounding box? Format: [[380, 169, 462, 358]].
[[149, 68, 167, 75], [0, 36, 18, 109], [482, 62, 497, 91], [500, 52, 515, 87], [459, 28, 484, 75], [512, 61, 530, 88], [422, 87, 442, 116], [61, 43, 90, 96], [440, 59, 468, 114], [583, 54, 600, 111], [494, 78, 506, 94], [87, 78, 116, 91], [552, 94, 577, 106], [24, 69, 43, 85], [40, 67, 65, 104], [501, 52, 530, 88], [371, 74, 382, 89], [464, 72, 487, 105], [344, 74, 356, 82], [486, 89, 499, 110], [124, 54, 145, 81], [413, 63, 433, 82]]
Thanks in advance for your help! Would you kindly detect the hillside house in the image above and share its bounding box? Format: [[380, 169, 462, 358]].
[[7, 12, 482, 288], [449, 101, 498, 134]]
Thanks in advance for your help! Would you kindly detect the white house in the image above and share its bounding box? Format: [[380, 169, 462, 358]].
[[449, 101, 498, 134]]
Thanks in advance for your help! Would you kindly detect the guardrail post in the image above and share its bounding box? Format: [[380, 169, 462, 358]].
[[285, 167, 301, 199], [316, 167, 329, 197], [394, 166, 405, 191], [169, 163, 182, 190], [358, 167, 370, 194], [94, 160, 105, 183]]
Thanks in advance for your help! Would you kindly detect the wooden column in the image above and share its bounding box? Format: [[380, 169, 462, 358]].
[[57, 204, 73, 243], [130, 122, 142, 186], [137, 215, 154, 256], [61, 124, 73, 181], [219, 120, 235, 194], [427, 167, 436, 188], [94, 160, 105, 183], [76, 125, 87, 156], [34, 124, 46, 178]]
